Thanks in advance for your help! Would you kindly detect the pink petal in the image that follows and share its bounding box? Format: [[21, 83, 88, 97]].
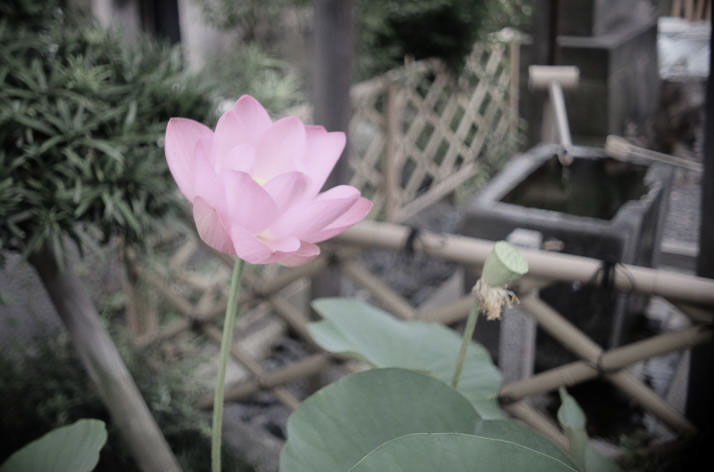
[[222, 171, 278, 233], [277, 242, 321, 267], [218, 143, 257, 173], [263, 236, 301, 252], [307, 196, 373, 242], [269, 185, 360, 240], [229, 225, 273, 264], [213, 95, 272, 164], [253, 117, 306, 181], [165, 118, 214, 199], [191, 138, 225, 207], [192, 197, 234, 255], [262, 172, 308, 212], [300, 126, 346, 197]]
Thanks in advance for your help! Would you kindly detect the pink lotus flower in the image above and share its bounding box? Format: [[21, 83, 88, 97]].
[[164, 95, 371, 266]]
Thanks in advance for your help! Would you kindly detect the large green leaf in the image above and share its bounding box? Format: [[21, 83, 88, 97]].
[[474, 419, 578, 470], [557, 388, 621, 472], [279, 368, 479, 472], [0, 419, 107, 472], [310, 298, 503, 418], [349, 432, 579, 472]]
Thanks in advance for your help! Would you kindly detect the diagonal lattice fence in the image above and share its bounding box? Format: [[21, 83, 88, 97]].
[[287, 31, 522, 223]]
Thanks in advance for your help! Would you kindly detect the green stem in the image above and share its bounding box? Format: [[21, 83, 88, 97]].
[[211, 258, 246, 472], [451, 299, 480, 389]]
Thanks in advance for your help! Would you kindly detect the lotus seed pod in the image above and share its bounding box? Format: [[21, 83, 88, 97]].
[[481, 241, 529, 287]]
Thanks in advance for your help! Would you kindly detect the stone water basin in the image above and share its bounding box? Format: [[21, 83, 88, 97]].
[[462, 143, 673, 362]]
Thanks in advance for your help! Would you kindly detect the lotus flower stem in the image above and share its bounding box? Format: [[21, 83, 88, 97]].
[[451, 300, 480, 388], [211, 258, 246, 472]]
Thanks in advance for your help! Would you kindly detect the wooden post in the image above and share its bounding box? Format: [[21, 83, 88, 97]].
[[312, 0, 353, 187], [29, 246, 181, 472], [498, 230, 540, 384], [384, 84, 401, 222], [310, 0, 354, 304], [526, 0, 558, 146], [140, 0, 182, 44], [122, 245, 157, 340], [687, 11, 714, 459], [509, 31, 520, 144]]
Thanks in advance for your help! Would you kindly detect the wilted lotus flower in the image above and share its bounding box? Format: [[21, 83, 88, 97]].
[[165, 95, 372, 266]]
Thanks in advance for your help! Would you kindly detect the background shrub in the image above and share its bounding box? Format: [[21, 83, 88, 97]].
[[0, 0, 215, 259]]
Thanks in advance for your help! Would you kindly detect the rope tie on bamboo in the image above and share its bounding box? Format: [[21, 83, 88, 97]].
[[600, 259, 616, 289], [589, 258, 636, 292], [403, 226, 422, 256], [586, 351, 620, 377], [189, 315, 203, 332]]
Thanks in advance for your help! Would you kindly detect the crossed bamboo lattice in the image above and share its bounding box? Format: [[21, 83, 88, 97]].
[[122, 34, 712, 455]]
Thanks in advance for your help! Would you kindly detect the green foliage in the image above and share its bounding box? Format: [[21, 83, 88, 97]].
[[191, 0, 306, 43], [350, 432, 576, 472], [0, 335, 250, 472], [0, 6, 215, 258], [280, 367, 578, 472], [558, 388, 622, 472], [0, 419, 107, 472], [0, 0, 65, 27], [356, 0, 488, 79], [201, 44, 303, 114], [481, 0, 533, 33], [280, 368, 480, 471], [309, 297, 504, 418], [474, 419, 577, 468], [284, 293, 582, 470]]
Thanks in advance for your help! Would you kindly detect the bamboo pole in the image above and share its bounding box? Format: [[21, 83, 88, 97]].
[[341, 260, 417, 319], [672, 301, 714, 324], [136, 318, 191, 349], [201, 324, 300, 411], [384, 84, 402, 223], [509, 31, 520, 140], [29, 247, 182, 472], [123, 246, 143, 338], [335, 221, 714, 305], [258, 256, 329, 296], [501, 325, 712, 401], [268, 295, 317, 348], [420, 295, 473, 323], [122, 246, 158, 340], [205, 354, 330, 405], [519, 294, 697, 434], [133, 253, 327, 348], [398, 163, 478, 221], [132, 261, 201, 319]]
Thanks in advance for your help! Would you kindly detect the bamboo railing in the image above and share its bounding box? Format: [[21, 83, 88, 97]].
[[125, 219, 713, 454]]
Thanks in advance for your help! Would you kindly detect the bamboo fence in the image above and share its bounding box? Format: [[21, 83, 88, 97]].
[[121, 33, 713, 458], [287, 30, 522, 223], [126, 219, 713, 453]]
